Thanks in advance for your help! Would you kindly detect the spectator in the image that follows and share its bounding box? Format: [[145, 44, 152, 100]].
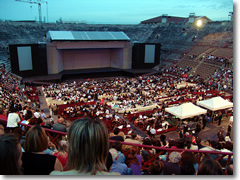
[[109, 148, 128, 175], [122, 130, 141, 151], [179, 128, 184, 138], [148, 160, 164, 175], [0, 121, 6, 135], [227, 122, 232, 134], [162, 151, 182, 175], [33, 109, 41, 119], [125, 146, 142, 175], [197, 159, 223, 175], [185, 136, 198, 150], [44, 136, 57, 155], [6, 107, 21, 132], [180, 160, 195, 175], [225, 163, 233, 175], [24, 109, 33, 121], [109, 128, 124, 142], [195, 122, 201, 137], [0, 133, 23, 175], [196, 137, 205, 150], [40, 109, 47, 119], [111, 141, 126, 163], [52, 117, 67, 132], [141, 138, 155, 162], [22, 125, 62, 175], [199, 140, 220, 161], [160, 133, 166, 144], [106, 152, 113, 172], [225, 132, 231, 142], [149, 126, 156, 138], [50, 117, 120, 175], [218, 111, 222, 126], [181, 151, 198, 174], [53, 140, 68, 169], [202, 115, 207, 129]]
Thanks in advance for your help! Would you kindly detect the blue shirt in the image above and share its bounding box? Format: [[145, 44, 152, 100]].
[[110, 161, 128, 175], [117, 151, 126, 164]]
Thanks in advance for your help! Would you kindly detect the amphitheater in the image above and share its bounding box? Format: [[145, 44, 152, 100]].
[[0, 20, 234, 175], [0, 20, 233, 76]]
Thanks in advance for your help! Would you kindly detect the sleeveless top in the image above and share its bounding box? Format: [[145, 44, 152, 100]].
[[22, 152, 57, 175]]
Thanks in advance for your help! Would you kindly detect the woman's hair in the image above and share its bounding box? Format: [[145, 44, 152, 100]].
[[149, 160, 164, 175], [111, 141, 122, 151], [0, 133, 22, 175], [125, 146, 140, 166], [181, 151, 197, 164], [66, 117, 109, 175], [24, 125, 48, 152], [57, 140, 68, 158], [197, 159, 223, 175], [185, 137, 193, 149]]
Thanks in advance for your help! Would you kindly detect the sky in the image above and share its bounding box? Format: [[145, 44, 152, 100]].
[[0, 0, 234, 24]]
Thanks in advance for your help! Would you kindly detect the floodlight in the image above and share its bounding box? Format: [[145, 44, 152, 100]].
[[196, 19, 202, 27]]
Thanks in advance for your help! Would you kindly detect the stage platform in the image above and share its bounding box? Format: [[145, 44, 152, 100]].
[[22, 67, 159, 85]]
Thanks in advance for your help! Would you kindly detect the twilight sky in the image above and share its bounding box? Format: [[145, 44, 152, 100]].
[[0, 0, 234, 24]]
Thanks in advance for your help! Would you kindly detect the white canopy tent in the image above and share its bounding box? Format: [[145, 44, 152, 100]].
[[165, 102, 207, 120], [196, 96, 233, 111]]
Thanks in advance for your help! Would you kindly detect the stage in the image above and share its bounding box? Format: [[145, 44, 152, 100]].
[[22, 67, 159, 85]]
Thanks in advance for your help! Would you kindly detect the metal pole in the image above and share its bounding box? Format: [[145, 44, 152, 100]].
[[38, 3, 42, 23], [46, 1, 48, 23]]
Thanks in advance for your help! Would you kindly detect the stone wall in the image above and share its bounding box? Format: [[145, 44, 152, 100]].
[[0, 21, 233, 72]]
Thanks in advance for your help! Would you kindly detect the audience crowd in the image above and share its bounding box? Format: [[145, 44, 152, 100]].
[[0, 61, 233, 175]]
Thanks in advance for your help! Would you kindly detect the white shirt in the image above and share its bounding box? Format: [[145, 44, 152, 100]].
[[7, 112, 21, 128], [150, 128, 156, 135]]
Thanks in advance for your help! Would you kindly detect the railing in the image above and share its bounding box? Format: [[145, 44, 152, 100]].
[[0, 118, 67, 148], [0, 118, 233, 173]]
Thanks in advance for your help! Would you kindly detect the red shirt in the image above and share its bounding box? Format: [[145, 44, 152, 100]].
[[53, 152, 68, 168]]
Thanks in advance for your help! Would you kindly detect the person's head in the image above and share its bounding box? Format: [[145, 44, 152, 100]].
[[197, 159, 223, 175], [66, 117, 109, 175], [0, 121, 6, 135], [106, 152, 113, 172], [224, 141, 233, 151], [109, 148, 118, 162], [131, 130, 137, 139], [129, 146, 138, 156], [180, 160, 195, 175], [13, 128, 23, 141], [185, 136, 193, 149], [111, 141, 122, 151], [225, 163, 233, 175], [59, 117, 64, 124], [0, 133, 22, 175], [196, 137, 202, 144], [169, 151, 182, 164], [149, 160, 164, 175], [209, 140, 218, 149], [176, 138, 185, 149], [182, 151, 196, 163], [24, 125, 48, 152], [143, 138, 152, 146], [113, 128, 120, 135], [58, 140, 68, 153]]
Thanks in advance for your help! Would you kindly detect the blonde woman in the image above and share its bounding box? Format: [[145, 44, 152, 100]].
[[50, 117, 120, 175], [22, 125, 62, 175], [53, 140, 68, 169]]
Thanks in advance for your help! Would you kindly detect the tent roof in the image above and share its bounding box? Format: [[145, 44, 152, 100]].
[[46, 31, 130, 41], [197, 96, 233, 111], [165, 102, 207, 120]]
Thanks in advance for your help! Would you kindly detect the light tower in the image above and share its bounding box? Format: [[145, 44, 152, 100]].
[[15, 0, 48, 23]]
